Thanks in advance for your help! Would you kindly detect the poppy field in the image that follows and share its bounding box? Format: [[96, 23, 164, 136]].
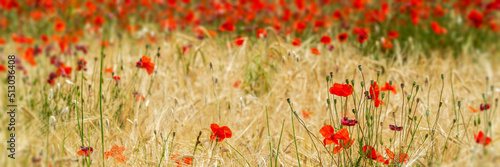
[[1, 0, 500, 166]]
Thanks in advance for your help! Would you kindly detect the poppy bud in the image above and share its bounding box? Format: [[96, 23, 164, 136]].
[[377, 71, 380, 77], [287, 98, 291, 103], [330, 72, 333, 78], [412, 81, 416, 87], [352, 109, 356, 114], [441, 74, 444, 80], [416, 85, 419, 92], [425, 134, 429, 138], [401, 83, 404, 89], [489, 121, 492, 127], [453, 119, 456, 124], [334, 99, 337, 104], [351, 79, 354, 86], [345, 79, 349, 84], [439, 102, 442, 107], [326, 99, 330, 105], [358, 65, 362, 71], [478, 117, 481, 125], [381, 93, 385, 99], [457, 101, 461, 107], [173, 132, 176, 137], [426, 110, 429, 116], [416, 98, 420, 103], [326, 75, 330, 82], [407, 95, 410, 101]]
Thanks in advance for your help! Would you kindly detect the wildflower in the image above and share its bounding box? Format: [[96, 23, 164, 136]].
[[77, 58, 87, 71], [292, 38, 301, 46], [301, 110, 313, 119], [353, 27, 369, 43], [480, 103, 490, 111], [467, 10, 483, 28], [219, 21, 235, 32], [113, 76, 121, 84], [341, 117, 358, 126], [468, 106, 480, 113], [105, 67, 113, 73], [105, 145, 128, 163], [210, 123, 232, 142], [381, 82, 397, 94], [47, 72, 57, 85], [171, 154, 193, 166], [235, 37, 245, 46], [369, 82, 383, 107], [77, 146, 93, 157], [311, 48, 320, 55], [233, 79, 242, 88], [362, 145, 385, 163], [381, 38, 393, 50], [334, 137, 355, 154], [132, 92, 145, 101], [136, 55, 155, 75], [338, 33, 348, 43], [0, 64, 6, 72], [329, 83, 353, 97], [319, 125, 349, 146], [320, 35, 332, 44], [56, 63, 72, 78], [94, 15, 105, 26], [388, 30, 399, 40], [430, 22, 448, 35], [389, 125, 403, 131], [333, 10, 343, 20], [385, 149, 409, 164], [257, 28, 267, 38], [55, 19, 65, 32], [474, 131, 492, 146]]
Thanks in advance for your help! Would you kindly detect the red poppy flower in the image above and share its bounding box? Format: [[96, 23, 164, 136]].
[[353, 27, 369, 43], [105, 67, 113, 73], [55, 19, 65, 32], [385, 149, 409, 164], [105, 145, 128, 163], [362, 145, 386, 163], [257, 28, 267, 38], [381, 82, 397, 94], [113, 76, 121, 84], [430, 22, 447, 35], [320, 35, 332, 44], [171, 154, 193, 166], [467, 10, 483, 28], [474, 131, 492, 146], [56, 63, 72, 78], [329, 83, 353, 97], [133, 92, 145, 101], [468, 106, 480, 113], [301, 110, 313, 119], [341, 117, 358, 126], [136, 56, 155, 75], [0, 64, 6, 72], [94, 15, 105, 26], [333, 10, 343, 20], [77, 58, 87, 71], [235, 37, 245, 46], [333, 137, 355, 154], [292, 38, 301, 46], [480, 103, 490, 111], [388, 31, 399, 40], [389, 125, 403, 131], [381, 38, 393, 50], [370, 82, 383, 107], [338, 33, 348, 43], [233, 79, 242, 88], [311, 48, 320, 55], [319, 125, 349, 146], [219, 21, 235, 32], [77, 146, 93, 157], [210, 123, 232, 142]]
